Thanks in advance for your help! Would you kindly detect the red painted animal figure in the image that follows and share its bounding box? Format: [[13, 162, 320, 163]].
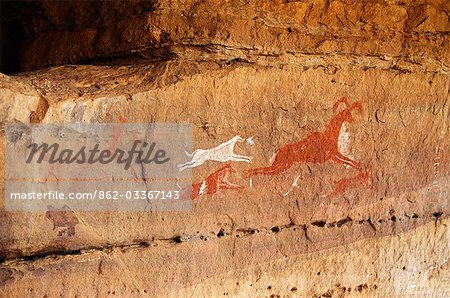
[[190, 163, 244, 200], [328, 169, 371, 197], [45, 205, 79, 237], [247, 97, 363, 178]]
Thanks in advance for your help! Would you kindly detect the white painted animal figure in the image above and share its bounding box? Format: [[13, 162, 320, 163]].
[[178, 135, 254, 171]]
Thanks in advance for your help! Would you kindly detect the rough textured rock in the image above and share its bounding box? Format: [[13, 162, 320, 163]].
[[0, 73, 43, 123], [0, 0, 449, 297], [2, 0, 449, 73], [0, 218, 448, 297]]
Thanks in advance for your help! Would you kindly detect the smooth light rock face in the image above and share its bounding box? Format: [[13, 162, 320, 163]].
[[0, 0, 449, 297]]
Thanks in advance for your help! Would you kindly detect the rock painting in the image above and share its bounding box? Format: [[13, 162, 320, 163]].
[[190, 98, 372, 200], [178, 135, 254, 171], [284, 175, 302, 197], [43, 99, 371, 204], [189, 163, 244, 200], [247, 97, 364, 177], [45, 205, 79, 237], [327, 168, 371, 197]]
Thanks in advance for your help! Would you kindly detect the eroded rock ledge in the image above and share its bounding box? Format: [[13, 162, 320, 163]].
[[2, 0, 449, 72]]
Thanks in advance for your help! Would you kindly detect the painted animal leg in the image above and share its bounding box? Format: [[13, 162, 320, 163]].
[[230, 154, 253, 163], [177, 159, 206, 171], [332, 152, 361, 170], [328, 178, 350, 197], [219, 182, 244, 191], [177, 161, 195, 171], [284, 175, 301, 197], [328, 171, 371, 197]]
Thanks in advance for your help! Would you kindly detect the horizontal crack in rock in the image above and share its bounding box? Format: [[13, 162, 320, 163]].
[[1, 212, 446, 266]]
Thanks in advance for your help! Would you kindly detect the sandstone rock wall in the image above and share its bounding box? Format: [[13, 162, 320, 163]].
[[3, 0, 449, 73], [0, 0, 449, 297]]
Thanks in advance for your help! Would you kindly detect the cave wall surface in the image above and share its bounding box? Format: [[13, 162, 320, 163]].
[[0, 0, 449, 297]]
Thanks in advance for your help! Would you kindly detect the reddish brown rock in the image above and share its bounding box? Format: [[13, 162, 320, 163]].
[[2, 0, 448, 72], [0, 0, 448, 297]]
